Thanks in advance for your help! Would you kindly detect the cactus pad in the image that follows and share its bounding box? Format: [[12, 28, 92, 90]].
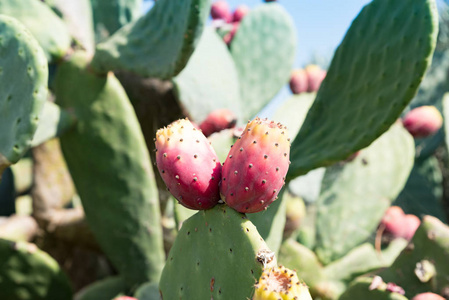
[[55, 51, 164, 286], [0, 15, 47, 175], [31, 101, 76, 147], [0, 239, 71, 300], [339, 277, 408, 300], [393, 155, 446, 221], [159, 205, 276, 299], [0, 0, 71, 62], [91, 0, 142, 42], [315, 123, 414, 264], [230, 3, 296, 121], [91, 0, 210, 79], [173, 28, 242, 123], [378, 216, 449, 297], [288, 0, 438, 179]]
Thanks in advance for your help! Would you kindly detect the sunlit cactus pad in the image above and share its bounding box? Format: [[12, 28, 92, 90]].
[[0, 0, 71, 62], [230, 2, 296, 121], [0, 15, 47, 175], [288, 0, 438, 178], [315, 123, 414, 264], [91, 0, 210, 79], [173, 28, 242, 123], [160, 205, 276, 299]]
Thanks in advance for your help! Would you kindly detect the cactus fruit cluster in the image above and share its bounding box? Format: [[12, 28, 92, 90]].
[[3, 0, 449, 299]]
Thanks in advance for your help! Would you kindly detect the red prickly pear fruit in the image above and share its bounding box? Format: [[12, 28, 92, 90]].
[[155, 119, 222, 210], [289, 69, 308, 95], [199, 109, 237, 137], [232, 5, 250, 22], [412, 293, 446, 300], [220, 117, 290, 213], [223, 22, 239, 45], [211, 0, 232, 22], [381, 206, 406, 237], [113, 297, 138, 300], [305, 65, 326, 92], [402, 214, 420, 240], [402, 106, 443, 138]]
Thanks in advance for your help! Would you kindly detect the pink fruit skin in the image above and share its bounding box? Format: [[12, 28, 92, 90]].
[[220, 117, 290, 213], [223, 22, 239, 45], [381, 206, 421, 240], [305, 65, 326, 92], [412, 293, 446, 300], [402, 106, 443, 138], [199, 109, 237, 137], [289, 69, 308, 94], [232, 5, 250, 22], [113, 297, 138, 300], [155, 119, 222, 210], [211, 0, 232, 22]]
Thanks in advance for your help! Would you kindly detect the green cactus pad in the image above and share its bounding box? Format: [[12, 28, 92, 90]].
[[75, 276, 126, 300], [323, 239, 408, 285], [159, 205, 276, 300], [91, 0, 142, 42], [248, 190, 287, 255], [378, 216, 449, 297], [55, 51, 164, 287], [49, 0, 95, 55], [0, 15, 48, 175], [272, 93, 315, 140], [173, 28, 242, 123], [339, 277, 408, 300], [0, 0, 71, 62], [31, 101, 76, 147], [288, 0, 438, 179], [90, 0, 210, 79], [230, 3, 296, 121], [133, 282, 159, 300], [278, 239, 325, 290], [315, 123, 414, 264], [393, 156, 446, 221], [0, 239, 72, 300]]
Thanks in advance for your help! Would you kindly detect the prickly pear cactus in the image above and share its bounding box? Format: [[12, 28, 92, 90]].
[[315, 122, 414, 264], [55, 51, 164, 287], [0, 0, 71, 62], [0, 239, 72, 300], [91, 0, 210, 79], [288, 0, 438, 178], [230, 2, 296, 121], [339, 277, 408, 300], [0, 15, 48, 178], [159, 205, 277, 299], [378, 216, 449, 297]]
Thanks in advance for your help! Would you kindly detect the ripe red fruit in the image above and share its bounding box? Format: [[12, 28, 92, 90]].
[[155, 119, 222, 210], [211, 0, 232, 22], [199, 109, 237, 137], [402, 106, 443, 138], [289, 69, 308, 94], [223, 22, 239, 45], [220, 118, 290, 213], [380, 206, 421, 241], [305, 65, 326, 92], [412, 293, 446, 300], [232, 5, 250, 22]]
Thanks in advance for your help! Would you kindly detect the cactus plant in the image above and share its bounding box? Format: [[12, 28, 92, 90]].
[[0, 0, 446, 299]]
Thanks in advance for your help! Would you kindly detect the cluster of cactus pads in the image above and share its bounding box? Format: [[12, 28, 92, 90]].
[[3, 0, 449, 299]]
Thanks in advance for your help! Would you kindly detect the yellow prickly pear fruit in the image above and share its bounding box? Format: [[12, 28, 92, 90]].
[[253, 265, 313, 300]]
